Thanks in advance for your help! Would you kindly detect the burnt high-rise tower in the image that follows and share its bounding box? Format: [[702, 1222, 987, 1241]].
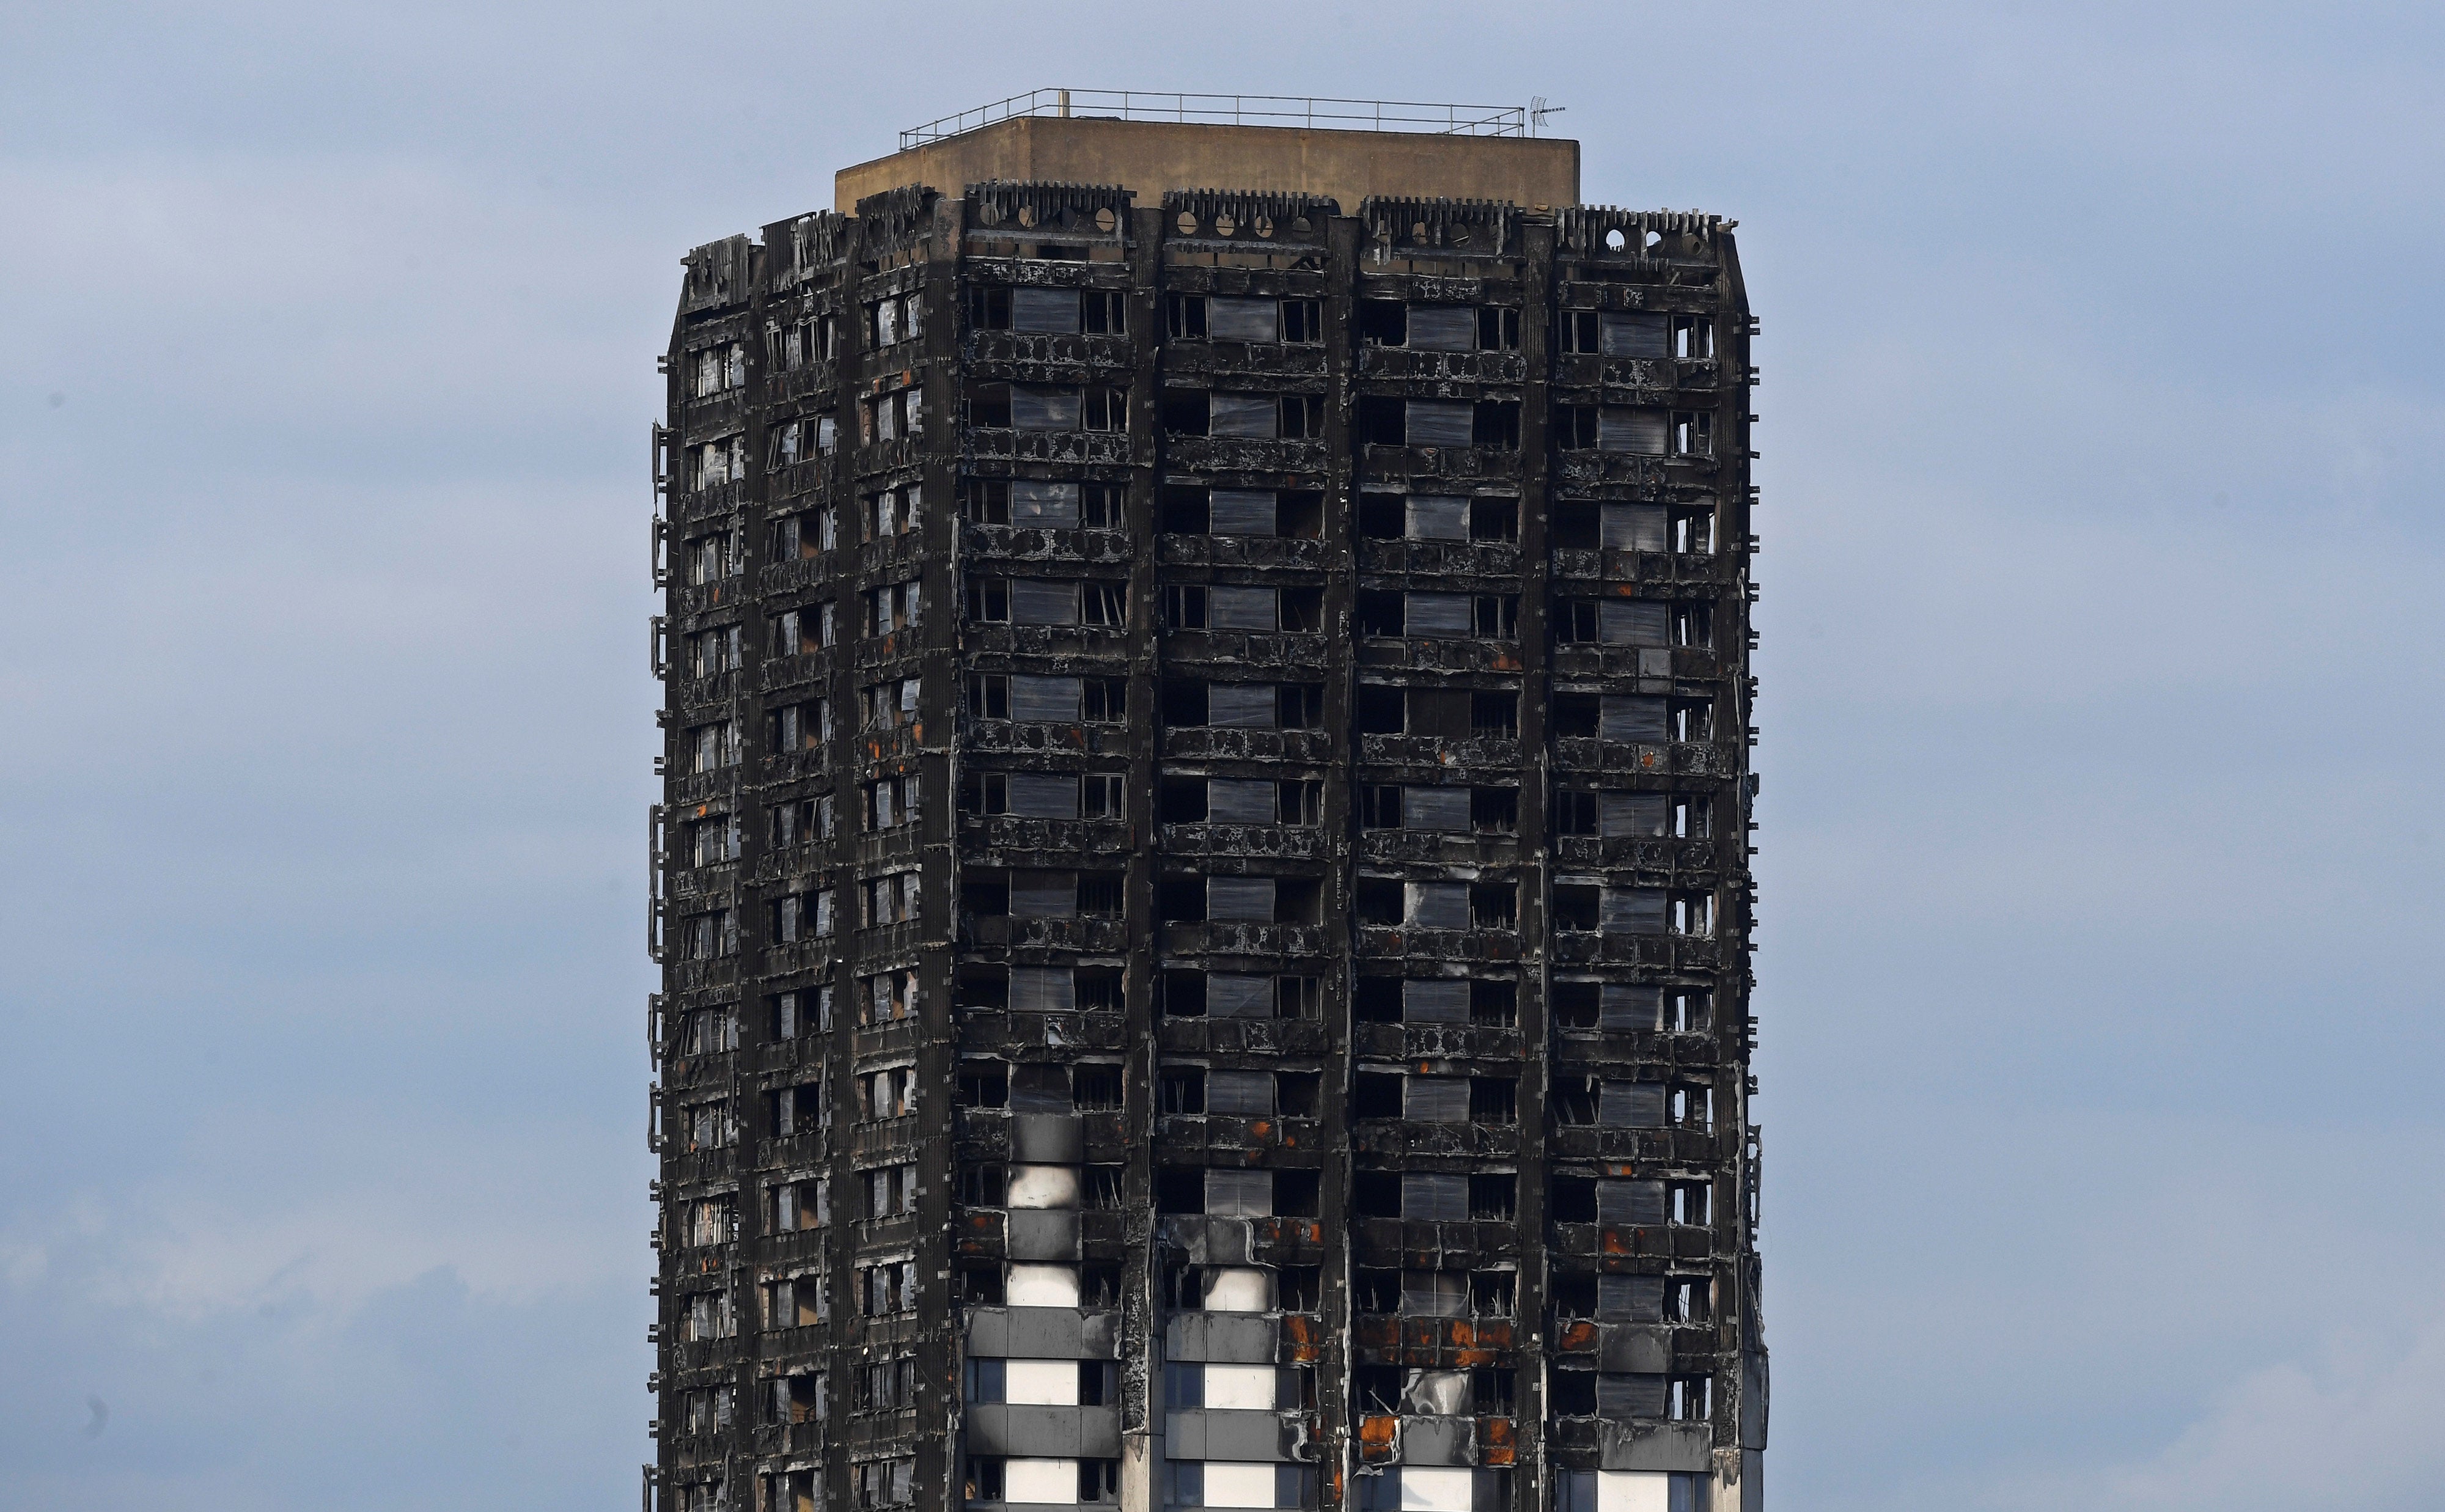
[[649, 92, 1765, 1512]]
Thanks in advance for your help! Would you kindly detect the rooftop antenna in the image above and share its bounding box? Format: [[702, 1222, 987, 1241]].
[[1530, 97, 1565, 136]]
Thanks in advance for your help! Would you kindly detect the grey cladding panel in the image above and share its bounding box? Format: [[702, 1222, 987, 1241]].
[[1406, 400, 1474, 446], [1209, 296, 1279, 342], [1207, 779, 1278, 824], [1208, 973, 1273, 1018], [1210, 585, 1278, 630], [1599, 695, 1667, 742], [1403, 786, 1471, 831], [1597, 1422, 1713, 1473], [1397, 1416, 1473, 1465], [1010, 966, 1076, 1014], [1007, 773, 1080, 819], [1598, 406, 1669, 454], [1204, 1167, 1273, 1216], [1402, 1172, 1468, 1220], [1598, 1082, 1664, 1128], [1012, 479, 1081, 526], [1011, 675, 1081, 722], [1010, 871, 1076, 918], [1406, 593, 1473, 637], [1597, 1178, 1667, 1226], [1166, 1313, 1278, 1363], [1209, 489, 1278, 536], [1207, 1071, 1276, 1115], [1601, 887, 1667, 934], [1006, 1209, 1081, 1260], [1207, 876, 1276, 922], [1407, 305, 1478, 351], [1404, 1075, 1470, 1123], [1010, 1113, 1085, 1163], [1211, 393, 1278, 438], [1010, 578, 1080, 626], [1207, 684, 1277, 728], [1167, 1409, 1291, 1462], [1601, 502, 1669, 551], [1405, 495, 1469, 540], [1597, 1372, 1669, 1418], [1599, 983, 1664, 1030], [966, 1403, 1120, 1457], [1012, 385, 1081, 430], [1600, 793, 1668, 838], [1403, 978, 1469, 1023], [1599, 600, 1669, 647], [1597, 1323, 1674, 1372], [1597, 1274, 1666, 1323], [1012, 287, 1082, 334], [1600, 312, 1671, 358], [1408, 882, 1469, 929]]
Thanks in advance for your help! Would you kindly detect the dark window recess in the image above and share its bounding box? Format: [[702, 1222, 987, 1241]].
[[1073, 1065, 1123, 1110], [1471, 979, 1517, 1027], [1354, 396, 1406, 446], [1160, 970, 1205, 1017], [966, 287, 1009, 330], [1469, 1173, 1517, 1220], [1352, 1172, 1399, 1217], [1354, 1269, 1402, 1314], [1278, 1266, 1322, 1312], [1551, 1176, 1598, 1223], [1551, 693, 1600, 738], [1471, 883, 1518, 929], [1275, 1170, 1322, 1218], [1353, 878, 1404, 925], [1160, 391, 1209, 435], [955, 1063, 1008, 1107], [1076, 968, 1123, 1013], [1353, 1072, 1403, 1120], [1470, 1077, 1518, 1123], [1160, 485, 1210, 533], [967, 384, 1012, 427], [1155, 1167, 1204, 1212], [1356, 300, 1406, 345], [1355, 683, 1405, 733], [1158, 1068, 1205, 1115], [1474, 402, 1521, 449]]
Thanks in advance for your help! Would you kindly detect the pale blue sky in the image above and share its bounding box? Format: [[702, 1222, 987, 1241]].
[[4, 4, 2442, 1508]]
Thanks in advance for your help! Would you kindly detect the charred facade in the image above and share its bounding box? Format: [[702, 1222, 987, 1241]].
[[650, 119, 1764, 1512]]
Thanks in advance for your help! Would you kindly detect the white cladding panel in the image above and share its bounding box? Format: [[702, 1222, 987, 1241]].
[[1007, 1165, 1081, 1210], [1005, 1458, 1081, 1502], [1203, 1363, 1279, 1409], [1004, 1359, 1079, 1405], [1006, 1264, 1081, 1306]]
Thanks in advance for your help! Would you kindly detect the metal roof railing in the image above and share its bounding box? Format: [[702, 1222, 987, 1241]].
[[900, 90, 1529, 150]]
